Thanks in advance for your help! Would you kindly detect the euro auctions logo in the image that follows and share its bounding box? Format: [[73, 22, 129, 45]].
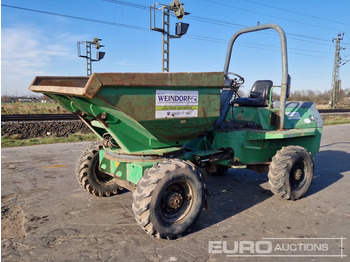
[[209, 240, 273, 254], [208, 237, 346, 258]]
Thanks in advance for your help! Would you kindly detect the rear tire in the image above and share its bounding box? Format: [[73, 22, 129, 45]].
[[76, 141, 122, 197], [268, 146, 314, 200], [132, 159, 205, 239]]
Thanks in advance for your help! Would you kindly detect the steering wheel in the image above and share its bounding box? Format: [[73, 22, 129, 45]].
[[225, 72, 245, 89]]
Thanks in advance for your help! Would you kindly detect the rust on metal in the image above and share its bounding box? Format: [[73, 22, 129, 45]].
[[84, 73, 103, 98], [30, 72, 224, 99], [95, 112, 109, 128], [110, 176, 136, 192], [29, 76, 89, 96], [31, 76, 88, 87], [93, 72, 224, 87], [103, 151, 162, 163]]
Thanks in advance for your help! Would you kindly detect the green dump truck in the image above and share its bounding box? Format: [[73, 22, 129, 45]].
[[30, 24, 323, 239]]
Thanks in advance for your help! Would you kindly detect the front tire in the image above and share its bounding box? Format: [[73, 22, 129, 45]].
[[132, 159, 205, 239], [268, 146, 314, 200], [76, 141, 122, 197]]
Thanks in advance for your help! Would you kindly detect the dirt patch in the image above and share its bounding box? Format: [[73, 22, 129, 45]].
[[1, 120, 91, 139], [1, 196, 26, 239]]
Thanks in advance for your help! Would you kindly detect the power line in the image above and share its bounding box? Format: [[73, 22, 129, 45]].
[[1, 3, 332, 59], [104, 0, 246, 28], [185, 34, 331, 59], [287, 33, 331, 43], [1, 4, 150, 31], [103, 0, 333, 46], [245, 0, 350, 28], [205, 0, 338, 32], [187, 32, 331, 55], [188, 15, 245, 29], [103, 0, 147, 10]]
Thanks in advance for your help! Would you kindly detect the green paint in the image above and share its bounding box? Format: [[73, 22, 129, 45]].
[[30, 72, 323, 185]]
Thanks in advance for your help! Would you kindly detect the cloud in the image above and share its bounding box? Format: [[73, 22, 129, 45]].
[[2, 26, 72, 76], [1, 25, 87, 95]]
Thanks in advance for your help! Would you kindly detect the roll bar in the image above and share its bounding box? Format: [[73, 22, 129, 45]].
[[224, 23, 289, 130]]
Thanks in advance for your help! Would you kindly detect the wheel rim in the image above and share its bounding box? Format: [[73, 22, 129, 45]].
[[290, 159, 307, 190], [160, 181, 194, 224]]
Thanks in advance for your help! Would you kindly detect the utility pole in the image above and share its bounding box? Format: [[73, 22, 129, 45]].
[[77, 38, 106, 76], [150, 0, 189, 72], [329, 33, 344, 108]]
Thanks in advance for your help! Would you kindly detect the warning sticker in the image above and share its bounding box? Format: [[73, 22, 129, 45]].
[[155, 90, 198, 118]]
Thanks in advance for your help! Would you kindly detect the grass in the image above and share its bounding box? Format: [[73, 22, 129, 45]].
[[2, 133, 97, 148], [323, 115, 350, 125], [1, 102, 70, 114]]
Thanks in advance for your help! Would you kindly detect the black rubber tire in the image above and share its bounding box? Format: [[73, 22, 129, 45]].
[[268, 145, 314, 200], [132, 159, 205, 239], [76, 141, 122, 197]]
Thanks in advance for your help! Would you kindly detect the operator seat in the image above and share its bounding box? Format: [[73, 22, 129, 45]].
[[235, 80, 273, 107]]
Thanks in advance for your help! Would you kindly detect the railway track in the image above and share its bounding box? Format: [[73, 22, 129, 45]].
[[1, 114, 79, 122], [1, 109, 350, 122], [318, 109, 350, 113]]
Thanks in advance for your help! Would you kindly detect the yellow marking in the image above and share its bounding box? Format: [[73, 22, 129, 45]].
[[41, 164, 66, 169], [155, 105, 198, 110]]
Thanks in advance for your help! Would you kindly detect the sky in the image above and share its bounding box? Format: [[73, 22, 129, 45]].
[[1, 0, 350, 96]]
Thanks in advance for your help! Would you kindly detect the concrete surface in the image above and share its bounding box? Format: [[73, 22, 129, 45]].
[[1, 124, 350, 261]]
